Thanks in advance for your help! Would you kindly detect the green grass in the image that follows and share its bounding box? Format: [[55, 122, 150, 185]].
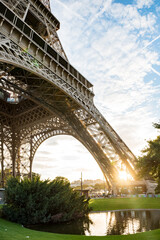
[[89, 197, 160, 211], [0, 198, 160, 240]]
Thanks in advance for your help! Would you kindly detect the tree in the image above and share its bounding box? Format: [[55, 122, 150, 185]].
[[0, 171, 40, 188], [2, 176, 91, 225], [0, 168, 12, 188], [137, 123, 160, 193]]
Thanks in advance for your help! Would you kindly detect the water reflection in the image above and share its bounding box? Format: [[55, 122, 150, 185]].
[[28, 217, 91, 235], [28, 210, 160, 236], [86, 210, 160, 235]]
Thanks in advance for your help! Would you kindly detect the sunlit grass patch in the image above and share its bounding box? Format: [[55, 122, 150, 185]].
[[89, 198, 160, 211]]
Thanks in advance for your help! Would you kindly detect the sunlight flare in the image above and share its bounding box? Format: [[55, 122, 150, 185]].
[[119, 170, 128, 181]]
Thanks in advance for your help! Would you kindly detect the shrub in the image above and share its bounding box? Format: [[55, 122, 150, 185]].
[[2, 176, 90, 225]]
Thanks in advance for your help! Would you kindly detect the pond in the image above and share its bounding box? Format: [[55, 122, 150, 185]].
[[28, 210, 160, 236]]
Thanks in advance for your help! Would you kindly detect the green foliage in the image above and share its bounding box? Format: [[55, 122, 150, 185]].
[[0, 206, 2, 217], [0, 168, 12, 187], [137, 134, 160, 192], [2, 176, 90, 225]]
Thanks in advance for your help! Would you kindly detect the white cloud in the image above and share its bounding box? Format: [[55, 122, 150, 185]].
[[52, 0, 85, 21], [87, 0, 112, 26], [142, 34, 160, 50], [33, 136, 104, 181], [107, 107, 158, 156], [135, 0, 154, 9]]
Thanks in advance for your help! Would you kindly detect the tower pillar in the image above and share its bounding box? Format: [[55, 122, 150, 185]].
[[0, 124, 4, 188]]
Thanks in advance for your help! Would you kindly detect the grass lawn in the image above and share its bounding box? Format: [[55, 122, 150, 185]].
[[89, 197, 160, 211], [0, 198, 160, 240]]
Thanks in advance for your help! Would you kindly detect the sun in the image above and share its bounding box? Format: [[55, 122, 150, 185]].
[[119, 170, 128, 181]]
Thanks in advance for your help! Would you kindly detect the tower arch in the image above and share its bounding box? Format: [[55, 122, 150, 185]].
[[32, 134, 105, 183], [0, 0, 139, 192]]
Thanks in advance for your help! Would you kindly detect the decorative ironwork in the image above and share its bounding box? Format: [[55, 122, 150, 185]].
[[0, 0, 138, 191], [40, 0, 50, 10]]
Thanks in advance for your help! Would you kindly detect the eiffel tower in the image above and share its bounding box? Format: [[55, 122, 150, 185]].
[[0, 0, 140, 192]]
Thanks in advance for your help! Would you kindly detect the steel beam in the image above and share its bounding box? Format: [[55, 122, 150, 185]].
[[0, 0, 138, 190]]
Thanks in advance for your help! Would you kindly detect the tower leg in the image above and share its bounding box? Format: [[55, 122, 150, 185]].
[[11, 131, 16, 177], [16, 147, 21, 177], [0, 124, 4, 188], [17, 134, 34, 179], [111, 184, 118, 196], [29, 135, 33, 180]]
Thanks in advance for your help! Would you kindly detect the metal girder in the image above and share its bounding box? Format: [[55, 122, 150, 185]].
[[0, 32, 92, 110], [74, 109, 137, 178], [40, 0, 50, 10], [0, 0, 138, 190], [0, 69, 121, 185], [1, 0, 67, 59]]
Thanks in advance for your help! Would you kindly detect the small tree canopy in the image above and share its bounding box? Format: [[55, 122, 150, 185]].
[[2, 176, 91, 225], [137, 124, 160, 193]]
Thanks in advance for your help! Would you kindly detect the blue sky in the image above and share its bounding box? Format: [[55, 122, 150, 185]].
[[33, 0, 160, 181]]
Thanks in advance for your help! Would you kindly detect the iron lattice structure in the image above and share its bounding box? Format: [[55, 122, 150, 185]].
[[0, 0, 138, 190]]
